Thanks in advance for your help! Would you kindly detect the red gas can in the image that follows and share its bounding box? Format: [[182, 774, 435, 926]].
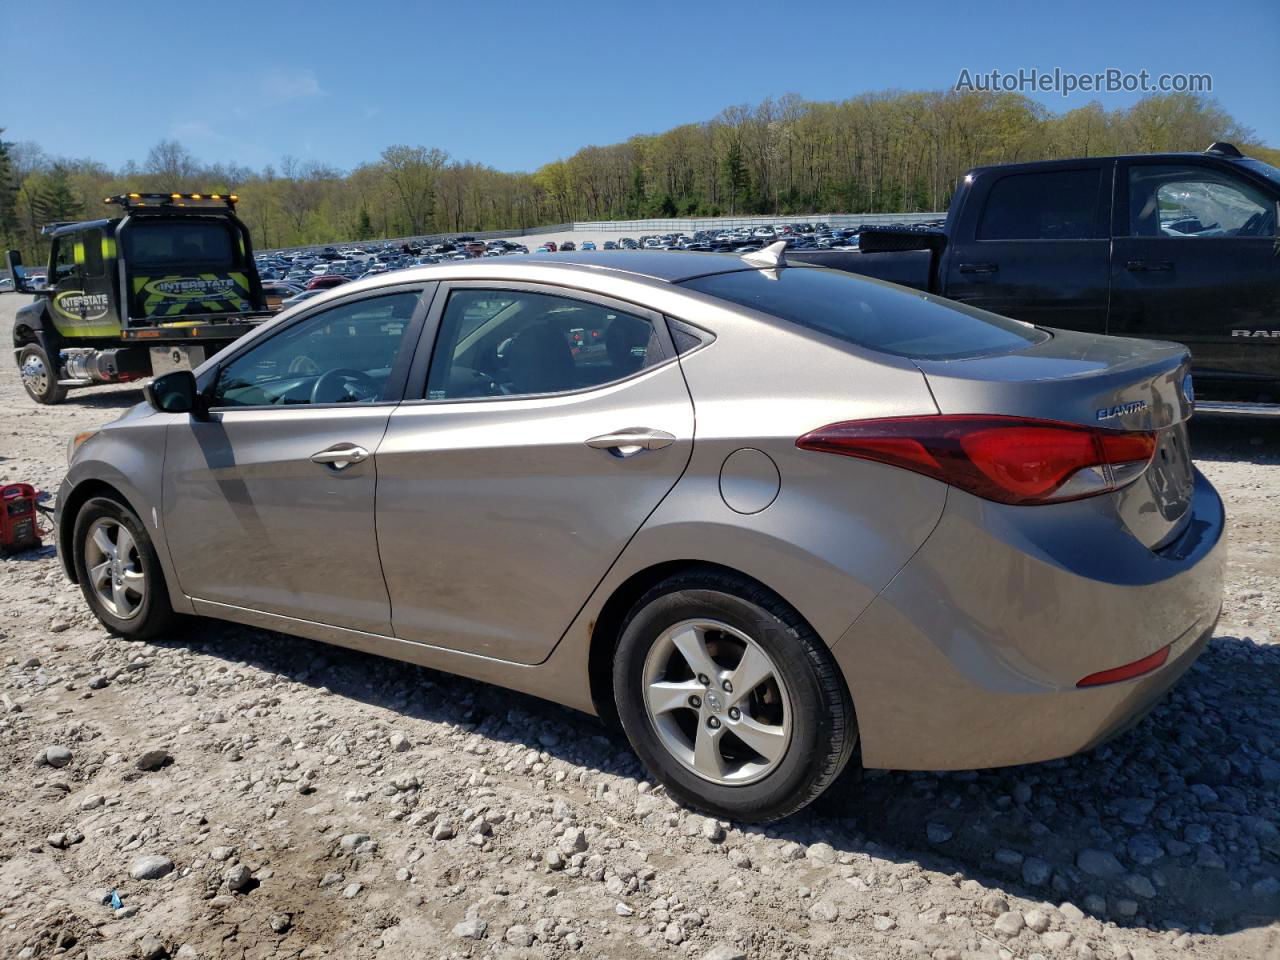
[[0, 484, 41, 555]]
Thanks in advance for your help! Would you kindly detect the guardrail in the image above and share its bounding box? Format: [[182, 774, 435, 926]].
[[257, 214, 945, 257], [572, 213, 946, 233]]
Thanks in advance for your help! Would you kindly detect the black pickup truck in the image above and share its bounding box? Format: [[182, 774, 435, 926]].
[[798, 143, 1280, 410]]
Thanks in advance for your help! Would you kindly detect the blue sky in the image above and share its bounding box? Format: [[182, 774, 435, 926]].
[[4, 0, 1277, 174]]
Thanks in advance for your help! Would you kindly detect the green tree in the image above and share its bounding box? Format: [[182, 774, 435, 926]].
[[721, 141, 748, 215], [354, 206, 374, 240], [35, 164, 82, 225], [0, 130, 18, 247]]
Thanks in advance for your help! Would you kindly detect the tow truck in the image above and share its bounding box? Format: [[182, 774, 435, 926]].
[[5, 191, 271, 404]]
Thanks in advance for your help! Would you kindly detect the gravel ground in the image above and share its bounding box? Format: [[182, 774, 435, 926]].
[[1, 296, 1277, 960]]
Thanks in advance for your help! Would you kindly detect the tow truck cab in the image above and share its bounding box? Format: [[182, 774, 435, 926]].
[[7, 192, 270, 404]]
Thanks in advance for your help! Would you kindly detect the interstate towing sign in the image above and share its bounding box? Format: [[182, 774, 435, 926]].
[[132, 273, 254, 318]]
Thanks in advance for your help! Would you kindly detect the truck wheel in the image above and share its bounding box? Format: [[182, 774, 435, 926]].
[[18, 344, 68, 405]]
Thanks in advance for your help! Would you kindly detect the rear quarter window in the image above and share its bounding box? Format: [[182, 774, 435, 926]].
[[680, 267, 1047, 361]]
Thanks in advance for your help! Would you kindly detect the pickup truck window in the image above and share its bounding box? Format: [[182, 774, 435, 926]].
[[1128, 165, 1276, 238], [682, 267, 1047, 361], [977, 169, 1101, 241], [124, 220, 236, 267]]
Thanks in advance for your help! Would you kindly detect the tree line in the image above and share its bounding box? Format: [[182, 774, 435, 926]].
[[2, 90, 1274, 260]]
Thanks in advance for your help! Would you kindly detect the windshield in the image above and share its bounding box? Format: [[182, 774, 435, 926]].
[[123, 219, 236, 267], [681, 267, 1048, 360]]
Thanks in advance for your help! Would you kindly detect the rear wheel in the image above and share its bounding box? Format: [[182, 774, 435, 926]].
[[18, 343, 67, 405], [613, 569, 857, 822], [72, 497, 177, 640]]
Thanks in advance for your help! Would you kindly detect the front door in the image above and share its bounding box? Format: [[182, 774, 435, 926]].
[[375, 282, 695, 664], [1110, 160, 1280, 391], [162, 288, 429, 633]]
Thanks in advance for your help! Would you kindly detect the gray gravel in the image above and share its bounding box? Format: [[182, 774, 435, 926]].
[[0, 296, 1276, 958]]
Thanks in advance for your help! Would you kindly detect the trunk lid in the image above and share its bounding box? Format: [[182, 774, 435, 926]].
[[913, 328, 1196, 549]]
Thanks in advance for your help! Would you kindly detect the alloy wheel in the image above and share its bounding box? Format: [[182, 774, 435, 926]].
[[84, 518, 147, 620], [641, 618, 792, 785]]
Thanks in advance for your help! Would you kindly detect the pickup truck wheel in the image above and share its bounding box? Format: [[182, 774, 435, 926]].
[[72, 496, 177, 640], [18, 344, 68, 405]]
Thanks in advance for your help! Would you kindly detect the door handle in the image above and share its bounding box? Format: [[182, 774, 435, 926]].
[[1126, 260, 1174, 272], [585, 428, 676, 458], [958, 262, 999, 274], [309, 444, 369, 470]]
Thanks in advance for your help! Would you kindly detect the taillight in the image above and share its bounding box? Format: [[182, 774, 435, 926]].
[[796, 415, 1157, 506]]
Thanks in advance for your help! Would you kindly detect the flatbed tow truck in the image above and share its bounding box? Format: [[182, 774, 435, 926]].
[[6, 191, 271, 404]]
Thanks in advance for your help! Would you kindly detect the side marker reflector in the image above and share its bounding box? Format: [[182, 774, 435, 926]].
[[1076, 644, 1171, 687]]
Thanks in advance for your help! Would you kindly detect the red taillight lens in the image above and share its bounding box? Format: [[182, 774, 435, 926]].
[[796, 415, 1157, 506]]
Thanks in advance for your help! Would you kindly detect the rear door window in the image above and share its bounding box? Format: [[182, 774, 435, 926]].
[[681, 267, 1047, 360], [977, 169, 1103, 240]]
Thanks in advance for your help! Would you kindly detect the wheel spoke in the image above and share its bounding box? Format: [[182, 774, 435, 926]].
[[114, 525, 136, 561], [112, 578, 131, 614], [91, 525, 116, 558], [89, 560, 112, 588], [692, 723, 727, 779], [646, 679, 702, 715], [669, 624, 719, 681], [727, 644, 775, 706], [122, 568, 146, 597], [731, 715, 787, 763]]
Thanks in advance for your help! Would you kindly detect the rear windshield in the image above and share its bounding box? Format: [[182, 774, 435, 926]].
[[681, 267, 1048, 360], [123, 220, 236, 267]]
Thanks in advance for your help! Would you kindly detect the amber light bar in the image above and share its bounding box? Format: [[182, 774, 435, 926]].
[[104, 192, 239, 209]]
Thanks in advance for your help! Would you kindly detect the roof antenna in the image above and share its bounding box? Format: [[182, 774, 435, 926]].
[[741, 240, 787, 269]]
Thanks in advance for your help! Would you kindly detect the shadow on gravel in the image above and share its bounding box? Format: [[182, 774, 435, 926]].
[[1189, 414, 1280, 465], [55, 387, 146, 411], [149, 618, 1280, 939]]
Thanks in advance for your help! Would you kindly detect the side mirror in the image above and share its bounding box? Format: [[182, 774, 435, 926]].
[[5, 250, 29, 294], [144, 370, 205, 417]]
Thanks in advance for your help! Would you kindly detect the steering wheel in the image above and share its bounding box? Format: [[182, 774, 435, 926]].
[[1237, 211, 1269, 237], [311, 368, 379, 404]]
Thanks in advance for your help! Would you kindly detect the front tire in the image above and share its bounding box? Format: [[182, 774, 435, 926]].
[[18, 343, 68, 405], [612, 569, 857, 823], [72, 496, 177, 640]]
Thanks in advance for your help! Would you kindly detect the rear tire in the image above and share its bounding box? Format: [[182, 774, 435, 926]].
[[18, 343, 67, 405], [72, 496, 177, 640], [612, 569, 857, 823]]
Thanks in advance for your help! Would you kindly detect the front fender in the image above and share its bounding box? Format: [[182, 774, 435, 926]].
[[57, 416, 193, 615]]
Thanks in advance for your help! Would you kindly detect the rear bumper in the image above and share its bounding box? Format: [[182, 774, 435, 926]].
[[834, 468, 1225, 770]]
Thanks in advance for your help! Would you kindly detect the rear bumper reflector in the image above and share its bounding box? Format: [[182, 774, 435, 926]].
[[1076, 643, 1172, 687]]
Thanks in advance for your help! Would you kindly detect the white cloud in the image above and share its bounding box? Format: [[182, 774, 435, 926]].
[[259, 67, 323, 104]]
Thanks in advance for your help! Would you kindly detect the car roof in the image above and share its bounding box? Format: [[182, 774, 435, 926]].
[[318, 251, 759, 302]]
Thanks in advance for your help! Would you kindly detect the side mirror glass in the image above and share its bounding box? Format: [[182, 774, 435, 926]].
[[144, 370, 201, 415], [4, 250, 29, 294]]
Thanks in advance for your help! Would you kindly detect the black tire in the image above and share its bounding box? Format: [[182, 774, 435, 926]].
[[612, 568, 857, 823], [18, 343, 68, 405], [72, 496, 177, 640]]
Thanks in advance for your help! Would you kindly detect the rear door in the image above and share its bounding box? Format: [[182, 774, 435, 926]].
[[375, 281, 695, 665], [162, 286, 431, 633], [1110, 159, 1280, 390], [942, 163, 1112, 332]]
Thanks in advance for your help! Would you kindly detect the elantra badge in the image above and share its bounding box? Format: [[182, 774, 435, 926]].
[[1096, 400, 1147, 421]]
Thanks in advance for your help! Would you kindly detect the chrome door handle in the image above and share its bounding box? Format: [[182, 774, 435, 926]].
[[958, 262, 999, 274], [309, 444, 369, 470], [585, 428, 676, 458]]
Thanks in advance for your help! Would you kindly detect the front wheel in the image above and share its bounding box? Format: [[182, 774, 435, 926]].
[[612, 569, 857, 823], [72, 496, 177, 640], [18, 343, 68, 405]]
